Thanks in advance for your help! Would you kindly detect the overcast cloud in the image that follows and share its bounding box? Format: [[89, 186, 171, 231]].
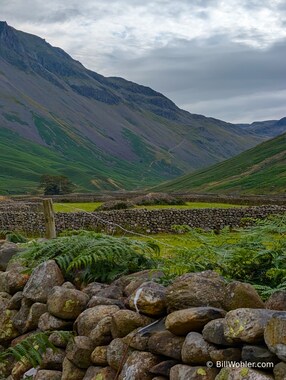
[[1, 0, 286, 122]]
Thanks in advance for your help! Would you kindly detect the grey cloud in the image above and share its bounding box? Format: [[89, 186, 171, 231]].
[[103, 36, 286, 122], [1, 0, 286, 122]]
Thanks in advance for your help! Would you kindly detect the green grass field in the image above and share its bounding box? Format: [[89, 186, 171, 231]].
[[53, 201, 244, 213], [53, 202, 103, 213]]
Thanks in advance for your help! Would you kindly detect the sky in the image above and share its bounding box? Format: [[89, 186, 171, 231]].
[[1, 0, 286, 123]]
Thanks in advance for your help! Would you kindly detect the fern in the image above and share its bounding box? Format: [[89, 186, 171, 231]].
[[0, 332, 54, 367], [158, 215, 286, 295], [14, 232, 160, 283], [0, 331, 73, 370]]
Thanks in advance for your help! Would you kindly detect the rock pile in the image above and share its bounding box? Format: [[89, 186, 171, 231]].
[[0, 260, 285, 379]]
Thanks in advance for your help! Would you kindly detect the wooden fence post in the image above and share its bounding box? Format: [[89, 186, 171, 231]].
[[43, 199, 56, 239]]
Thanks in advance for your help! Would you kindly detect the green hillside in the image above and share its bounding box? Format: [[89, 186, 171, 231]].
[[0, 22, 266, 194], [154, 133, 286, 194], [0, 127, 163, 194]]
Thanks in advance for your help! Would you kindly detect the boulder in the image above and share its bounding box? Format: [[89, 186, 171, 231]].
[[203, 318, 234, 346], [122, 328, 150, 351], [75, 305, 120, 336], [47, 286, 89, 320], [170, 365, 219, 380], [181, 332, 216, 365], [66, 336, 94, 369], [210, 348, 241, 363], [0, 308, 19, 343], [81, 282, 108, 297], [107, 338, 133, 370], [38, 312, 73, 331], [13, 298, 47, 333], [87, 296, 124, 309], [0, 242, 19, 271], [274, 362, 286, 380], [241, 345, 278, 366], [150, 360, 178, 377], [166, 271, 226, 312], [11, 358, 32, 380], [82, 367, 103, 380], [95, 285, 123, 300], [165, 307, 226, 336], [61, 357, 86, 380], [49, 331, 70, 348], [35, 370, 62, 380], [118, 351, 160, 380], [91, 345, 108, 366], [265, 291, 286, 311], [129, 281, 167, 316], [40, 348, 66, 370], [148, 331, 185, 360], [111, 309, 153, 338], [264, 314, 286, 361], [86, 367, 116, 380], [22, 302, 47, 333], [7, 291, 23, 310], [223, 281, 264, 311], [0, 266, 30, 294], [90, 316, 113, 346], [23, 260, 64, 302], [215, 368, 274, 379], [12, 297, 32, 331], [112, 270, 164, 296], [224, 308, 278, 344]]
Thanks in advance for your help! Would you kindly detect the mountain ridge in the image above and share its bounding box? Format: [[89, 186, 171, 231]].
[[153, 132, 286, 194], [0, 21, 273, 194]]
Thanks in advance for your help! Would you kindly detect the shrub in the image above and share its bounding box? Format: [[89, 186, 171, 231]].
[[133, 192, 185, 206], [96, 200, 134, 211]]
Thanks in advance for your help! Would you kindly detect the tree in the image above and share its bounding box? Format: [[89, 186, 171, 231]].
[[40, 175, 74, 195]]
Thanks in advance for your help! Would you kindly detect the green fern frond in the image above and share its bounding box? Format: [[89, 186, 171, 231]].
[[14, 231, 160, 284]]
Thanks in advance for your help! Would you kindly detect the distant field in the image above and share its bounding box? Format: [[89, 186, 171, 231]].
[[53, 202, 102, 212], [53, 201, 244, 213]]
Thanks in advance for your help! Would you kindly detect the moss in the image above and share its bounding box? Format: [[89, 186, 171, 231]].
[[228, 319, 245, 338], [214, 368, 228, 380], [240, 368, 249, 377], [197, 367, 207, 376], [63, 299, 77, 312]]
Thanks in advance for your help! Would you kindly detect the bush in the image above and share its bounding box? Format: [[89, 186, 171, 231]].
[[96, 200, 134, 211], [133, 192, 185, 206]]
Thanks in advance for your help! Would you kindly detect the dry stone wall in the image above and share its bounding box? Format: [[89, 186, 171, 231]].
[[0, 259, 286, 379], [0, 205, 286, 235]]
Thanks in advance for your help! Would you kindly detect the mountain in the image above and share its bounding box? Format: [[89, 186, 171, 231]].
[[236, 117, 286, 139], [154, 132, 286, 194], [0, 22, 263, 194]]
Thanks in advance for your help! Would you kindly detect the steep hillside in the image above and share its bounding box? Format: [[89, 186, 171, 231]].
[[154, 133, 286, 194], [0, 22, 263, 194], [236, 117, 286, 138]]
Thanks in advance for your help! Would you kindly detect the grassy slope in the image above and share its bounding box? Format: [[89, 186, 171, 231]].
[[154, 133, 286, 194], [0, 127, 163, 194]]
